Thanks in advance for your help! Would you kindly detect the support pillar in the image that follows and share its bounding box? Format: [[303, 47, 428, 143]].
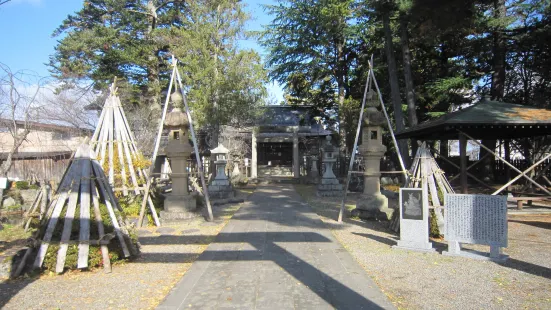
[[293, 130, 299, 178], [459, 133, 468, 194], [251, 128, 257, 179], [504, 139, 511, 192]]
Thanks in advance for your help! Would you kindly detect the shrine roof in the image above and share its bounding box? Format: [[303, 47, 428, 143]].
[[258, 105, 316, 127], [395, 100, 551, 140]]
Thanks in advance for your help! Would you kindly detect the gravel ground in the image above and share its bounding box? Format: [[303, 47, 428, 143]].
[[295, 184, 551, 310], [0, 187, 254, 310]]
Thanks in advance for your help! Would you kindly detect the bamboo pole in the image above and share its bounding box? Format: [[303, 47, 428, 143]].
[[368, 60, 408, 183], [338, 59, 372, 223], [175, 60, 214, 222]]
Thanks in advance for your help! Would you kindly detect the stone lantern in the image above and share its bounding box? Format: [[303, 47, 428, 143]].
[[352, 89, 392, 220], [316, 136, 343, 196], [160, 101, 198, 224], [208, 144, 233, 199], [307, 155, 320, 183]]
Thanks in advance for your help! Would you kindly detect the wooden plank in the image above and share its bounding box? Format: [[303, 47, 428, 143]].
[[91, 179, 111, 273], [113, 107, 129, 196], [459, 133, 468, 193], [99, 101, 110, 165], [116, 95, 140, 154], [147, 194, 161, 227], [115, 106, 141, 195], [55, 150, 85, 273], [77, 147, 92, 269], [90, 102, 107, 144], [24, 190, 43, 232], [34, 147, 82, 269], [91, 159, 130, 257], [108, 102, 115, 186]]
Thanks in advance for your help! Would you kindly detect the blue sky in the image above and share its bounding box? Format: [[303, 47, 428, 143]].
[[0, 0, 284, 102]]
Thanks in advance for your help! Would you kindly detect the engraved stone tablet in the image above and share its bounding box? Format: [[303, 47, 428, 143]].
[[401, 188, 423, 220], [443, 194, 508, 262], [393, 188, 435, 252]]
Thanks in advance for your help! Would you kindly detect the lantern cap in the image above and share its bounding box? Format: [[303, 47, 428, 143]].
[[211, 143, 229, 154], [164, 107, 189, 129]]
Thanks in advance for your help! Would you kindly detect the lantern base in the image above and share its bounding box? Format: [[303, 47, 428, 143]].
[[161, 195, 199, 225], [352, 193, 392, 220]]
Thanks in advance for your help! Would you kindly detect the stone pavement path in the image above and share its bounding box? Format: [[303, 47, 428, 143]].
[[158, 184, 395, 310]]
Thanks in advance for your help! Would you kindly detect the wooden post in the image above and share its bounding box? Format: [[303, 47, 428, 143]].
[[338, 59, 372, 223], [175, 62, 214, 222], [459, 133, 468, 194], [504, 139, 511, 192]]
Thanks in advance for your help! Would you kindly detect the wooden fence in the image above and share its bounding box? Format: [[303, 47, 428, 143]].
[[5, 156, 71, 183]]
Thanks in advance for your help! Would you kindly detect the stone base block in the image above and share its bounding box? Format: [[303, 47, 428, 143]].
[[160, 210, 200, 225], [316, 190, 342, 197], [212, 179, 230, 186], [316, 180, 343, 197], [209, 184, 234, 199], [352, 194, 392, 220], [443, 241, 508, 262], [393, 241, 436, 253], [164, 195, 197, 213], [161, 195, 198, 225], [321, 177, 340, 185]]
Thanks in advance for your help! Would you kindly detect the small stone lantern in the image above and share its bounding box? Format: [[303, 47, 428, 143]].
[[307, 155, 319, 183], [352, 89, 392, 220], [160, 101, 198, 224], [208, 144, 234, 199], [316, 136, 343, 196]]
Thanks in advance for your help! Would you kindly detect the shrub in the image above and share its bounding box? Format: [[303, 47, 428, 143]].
[[15, 181, 29, 190]]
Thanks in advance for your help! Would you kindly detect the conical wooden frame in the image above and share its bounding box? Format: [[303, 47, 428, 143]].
[[390, 142, 454, 233], [29, 143, 134, 274], [89, 82, 160, 226]]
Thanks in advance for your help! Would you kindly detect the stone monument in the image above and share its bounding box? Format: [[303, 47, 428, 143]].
[[352, 89, 393, 220], [443, 194, 508, 262], [392, 188, 435, 252], [316, 136, 343, 196], [208, 144, 234, 199], [160, 105, 198, 224]]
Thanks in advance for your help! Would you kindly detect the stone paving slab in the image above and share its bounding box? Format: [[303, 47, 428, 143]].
[[158, 184, 395, 310]]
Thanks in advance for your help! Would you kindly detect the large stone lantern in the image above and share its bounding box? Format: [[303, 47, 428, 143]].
[[208, 144, 233, 198], [316, 136, 343, 196], [160, 104, 197, 224], [352, 89, 392, 220]]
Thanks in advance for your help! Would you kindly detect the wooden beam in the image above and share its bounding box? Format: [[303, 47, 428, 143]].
[[459, 133, 468, 194], [459, 131, 551, 196]]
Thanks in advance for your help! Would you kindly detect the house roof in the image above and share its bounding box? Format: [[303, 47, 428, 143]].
[[258, 105, 317, 127], [0, 119, 93, 133], [395, 100, 551, 140]]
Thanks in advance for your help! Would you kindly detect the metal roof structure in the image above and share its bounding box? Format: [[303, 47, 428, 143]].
[[395, 100, 551, 140]]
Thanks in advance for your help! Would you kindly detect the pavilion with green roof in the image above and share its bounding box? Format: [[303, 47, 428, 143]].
[[395, 98, 551, 194]]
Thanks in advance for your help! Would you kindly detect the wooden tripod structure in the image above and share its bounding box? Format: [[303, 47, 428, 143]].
[[15, 143, 134, 276], [338, 58, 409, 223], [90, 81, 160, 227], [389, 142, 454, 232], [137, 56, 214, 226]]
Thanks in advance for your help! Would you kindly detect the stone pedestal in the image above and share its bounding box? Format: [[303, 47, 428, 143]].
[[161, 107, 199, 225], [317, 136, 343, 196], [352, 90, 393, 220]]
